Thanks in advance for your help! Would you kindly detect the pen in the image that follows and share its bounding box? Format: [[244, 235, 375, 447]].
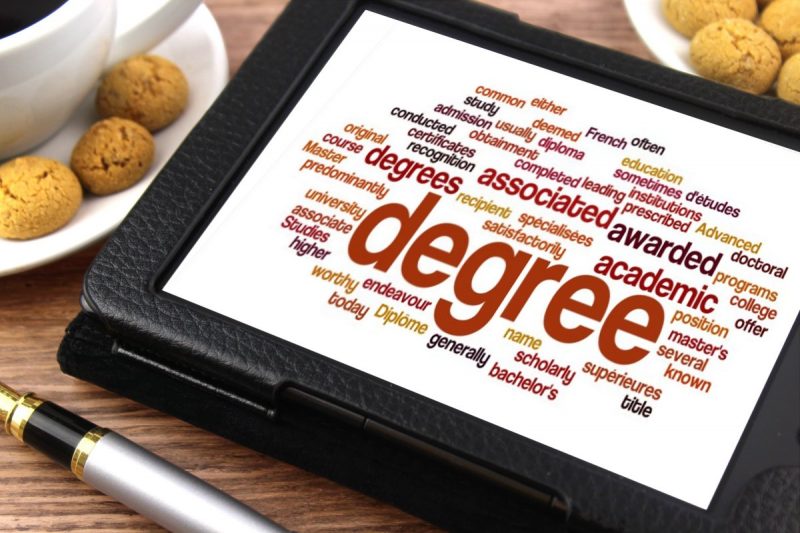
[[0, 381, 288, 533]]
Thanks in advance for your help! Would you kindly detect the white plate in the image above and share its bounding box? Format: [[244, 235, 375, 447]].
[[623, 0, 695, 74], [0, 4, 228, 277]]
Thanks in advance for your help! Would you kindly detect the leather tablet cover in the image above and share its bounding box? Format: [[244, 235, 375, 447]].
[[59, 0, 800, 531]]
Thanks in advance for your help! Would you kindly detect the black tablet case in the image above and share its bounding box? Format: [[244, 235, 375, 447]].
[[57, 1, 800, 531], [58, 312, 800, 533]]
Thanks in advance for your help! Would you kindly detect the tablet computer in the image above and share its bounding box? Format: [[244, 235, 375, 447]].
[[76, 1, 800, 530]]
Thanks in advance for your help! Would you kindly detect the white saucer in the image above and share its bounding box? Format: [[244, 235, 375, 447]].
[[623, 0, 695, 74], [0, 4, 228, 277]]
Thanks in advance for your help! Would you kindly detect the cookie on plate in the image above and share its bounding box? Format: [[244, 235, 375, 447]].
[[760, 0, 800, 59], [662, 0, 757, 37], [777, 54, 800, 105], [0, 156, 82, 240], [71, 117, 155, 195], [690, 18, 782, 94], [96, 55, 189, 132]]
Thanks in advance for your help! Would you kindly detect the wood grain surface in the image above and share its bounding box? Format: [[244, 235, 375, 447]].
[[0, 1, 651, 531]]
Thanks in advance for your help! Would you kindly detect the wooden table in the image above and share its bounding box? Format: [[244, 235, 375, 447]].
[[0, 1, 652, 530]]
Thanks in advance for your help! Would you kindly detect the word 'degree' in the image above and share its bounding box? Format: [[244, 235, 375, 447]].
[[348, 192, 664, 365]]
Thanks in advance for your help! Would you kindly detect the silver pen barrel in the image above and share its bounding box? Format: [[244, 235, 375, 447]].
[[80, 431, 287, 533], [1, 381, 288, 533]]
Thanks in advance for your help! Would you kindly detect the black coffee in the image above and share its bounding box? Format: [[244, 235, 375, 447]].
[[0, 0, 68, 39]]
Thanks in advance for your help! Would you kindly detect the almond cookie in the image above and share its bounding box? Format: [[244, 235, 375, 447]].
[[0, 156, 82, 240], [96, 55, 189, 132], [777, 54, 800, 104], [662, 0, 757, 37], [760, 0, 800, 59], [71, 117, 155, 195], [690, 19, 782, 94]]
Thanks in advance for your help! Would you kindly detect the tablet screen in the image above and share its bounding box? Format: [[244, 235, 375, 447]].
[[164, 9, 800, 509]]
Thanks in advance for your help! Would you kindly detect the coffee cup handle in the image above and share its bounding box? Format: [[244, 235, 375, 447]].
[[106, 0, 203, 67]]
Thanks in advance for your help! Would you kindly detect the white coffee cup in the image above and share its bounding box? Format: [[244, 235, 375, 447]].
[[0, 0, 202, 160]]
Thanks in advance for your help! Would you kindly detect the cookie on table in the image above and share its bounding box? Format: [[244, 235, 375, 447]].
[[96, 55, 189, 132], [71, 117, 155, 195], [0, 156, 82, 240], [777, 54, 800, 105], [662, 0, 757, 37], [690, 19, 782, 94], [760, 0, 800, 59]]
